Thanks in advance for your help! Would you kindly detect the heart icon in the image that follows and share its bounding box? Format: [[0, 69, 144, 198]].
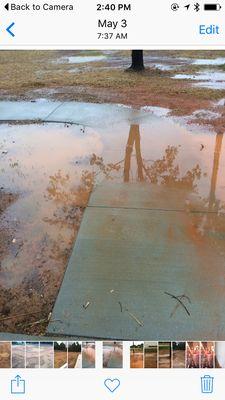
[[104, 378, 120, 393]]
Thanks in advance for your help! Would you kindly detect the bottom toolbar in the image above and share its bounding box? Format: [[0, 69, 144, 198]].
[[0, 342, 225, 398]]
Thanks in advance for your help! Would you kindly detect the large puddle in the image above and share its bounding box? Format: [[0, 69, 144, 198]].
[[57, 55, 107, 64], [55, 53, 225, 73], [173, 71, 225, 89], [0, 103, 225, 327]]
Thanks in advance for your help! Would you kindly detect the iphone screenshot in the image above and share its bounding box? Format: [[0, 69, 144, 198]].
[[0, 0, 225, 398]]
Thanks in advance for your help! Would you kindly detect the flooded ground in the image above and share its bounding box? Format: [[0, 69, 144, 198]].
[[57, 55, 107, 64], [26, 342, 39, 368], [172, 343, 186, 368], [173, 71, 225, 90], [158, 343, 172, 368], [82, 342, 95, 368], [0, 50, 224, 340], [103, 342, 123, 368], [0, 100, 225, 335], [11, 342, 25, 368], [40, 342, 54, 368]]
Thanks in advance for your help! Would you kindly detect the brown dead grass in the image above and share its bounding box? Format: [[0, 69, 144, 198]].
[[0, 50, 225, 121], [54, 350, 67, 368], [0, 342, 11, 368]]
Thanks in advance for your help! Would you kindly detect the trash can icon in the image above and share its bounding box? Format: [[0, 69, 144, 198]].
[[201, 375, 214, 394]]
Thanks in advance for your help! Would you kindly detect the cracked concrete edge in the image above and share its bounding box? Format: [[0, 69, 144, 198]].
[[43, 101, 65, 120], [0, 332, 92, 341]]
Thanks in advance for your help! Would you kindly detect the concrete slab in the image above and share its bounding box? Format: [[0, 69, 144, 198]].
[[0, 100, 62, 121], [0, 101, 153, 128], [0, 333, 88, 341], [48, 183, 225, 340], [89, 182, 219, 213], [44, 102, 152, 128]]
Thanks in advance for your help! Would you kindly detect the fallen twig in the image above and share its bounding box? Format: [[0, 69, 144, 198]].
[[118, 301, 123, 313], [170, 295, 191, 318], [26, 318, 48, 327], [0, 311, 43, 322], [126, 309, 144, 327], [83, 301, 90, 309], [164, 291, 191, 316]]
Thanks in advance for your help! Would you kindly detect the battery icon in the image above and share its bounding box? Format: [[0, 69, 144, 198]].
[[204, 3, 222, 10]]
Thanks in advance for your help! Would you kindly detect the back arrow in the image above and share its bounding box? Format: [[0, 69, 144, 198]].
[[6, 22, 15, 37]]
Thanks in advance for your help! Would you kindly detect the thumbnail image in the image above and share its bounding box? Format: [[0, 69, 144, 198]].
[[0, 50, 225, 341], [215, 342, 225, 368], [26, 342, 40, 368], [12, 342, 25, 368], [0, 342, 11, 368], [158, 342, 171, 368], [103, 342, 123, 368], [144, 342, 158, 368], [40, 342, 54, 368], [172, 342, 186, 368], [130, 342, 144, 368], [186, 342, 200, 368], [54, 342, 68, 368], [82, 342, 95, 368], [68, 341, 82, 368], [201, 342, 215, 368]]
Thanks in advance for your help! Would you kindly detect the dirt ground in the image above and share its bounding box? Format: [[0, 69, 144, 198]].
[[0, 341, 11, 368], [158, 348, 171, 368], [0, 191, 18, 260], [172, 350, 186, 368], [144, 351, 158, 368], [130, 353, 144, 368]]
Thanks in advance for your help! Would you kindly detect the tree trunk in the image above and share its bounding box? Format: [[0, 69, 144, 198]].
[[129, 50, 144, 71]]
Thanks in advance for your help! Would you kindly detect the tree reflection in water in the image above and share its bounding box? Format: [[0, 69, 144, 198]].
[[45, 125, 225, 231]]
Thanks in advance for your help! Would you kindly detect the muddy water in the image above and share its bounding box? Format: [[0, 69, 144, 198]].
[[0, 107, 225, 332], [173, 71, 225, 90], [57, 55, 107, 64]]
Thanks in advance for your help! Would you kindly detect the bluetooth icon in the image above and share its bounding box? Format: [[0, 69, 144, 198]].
[[194, 2, 200, 11]]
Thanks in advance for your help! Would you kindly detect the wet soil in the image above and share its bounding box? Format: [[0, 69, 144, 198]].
[[0, 191, 18, 260], [158, 347, 172, 368], [144, 352, 158, 368], [130, 353, 144, 368]]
